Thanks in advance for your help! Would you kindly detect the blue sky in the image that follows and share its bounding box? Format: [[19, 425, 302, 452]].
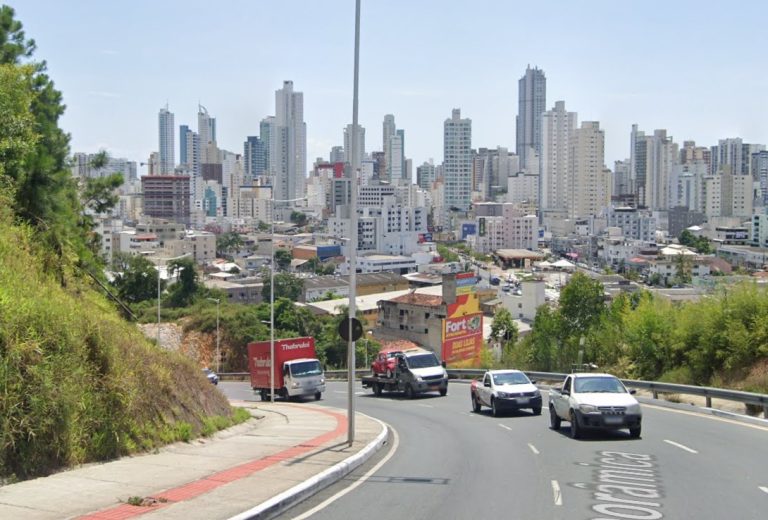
[[13, 0, 768, 176]]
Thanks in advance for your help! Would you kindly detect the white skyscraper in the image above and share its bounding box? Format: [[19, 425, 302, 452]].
[[443, 108, 472, 222], [382, 114, 396, 181], [517, 66, 546, 170], [197, 105, 217, 164], [274, 80, 307, 203], [568, 122, 609, 218], [540, 100, 577, 212], [343, 124, 365, 166], [158, 106, 175, 174]]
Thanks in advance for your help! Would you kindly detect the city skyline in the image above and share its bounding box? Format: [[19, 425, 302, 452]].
[[15, 1, 768, 176]]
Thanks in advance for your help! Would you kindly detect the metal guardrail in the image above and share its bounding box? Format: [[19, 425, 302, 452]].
[[220, 369, 768, 417]]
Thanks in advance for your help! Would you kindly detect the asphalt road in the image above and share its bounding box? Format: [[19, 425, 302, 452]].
[[221, 381, 768, 520]]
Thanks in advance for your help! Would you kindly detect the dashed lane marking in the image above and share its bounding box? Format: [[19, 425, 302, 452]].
[[415, 404, 433, 408], [664, 439, 699, 454], [498, 424, 512, 431], [528, 443, 540, 455], [551, 480, 562, 506], [759, 486, 768, 495]]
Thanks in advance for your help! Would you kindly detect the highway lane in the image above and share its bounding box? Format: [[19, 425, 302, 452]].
[[221, 380, 768, 519]]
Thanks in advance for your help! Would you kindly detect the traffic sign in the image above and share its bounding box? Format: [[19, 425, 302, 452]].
[[338, 317, 363, 342]]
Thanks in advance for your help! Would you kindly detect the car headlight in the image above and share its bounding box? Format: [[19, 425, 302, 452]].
[[291, 382, 301, 388], [415, 376, 423, 382], [579, 404, 599, 413], [626, 403, 642, 415], [497, 392, 510, 398], [320, 378, 325, 384]]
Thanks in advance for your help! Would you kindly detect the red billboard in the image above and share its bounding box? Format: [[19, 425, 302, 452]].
[[442, 312, 483, 363]]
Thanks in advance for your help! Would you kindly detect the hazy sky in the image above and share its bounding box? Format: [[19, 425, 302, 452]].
[[14, 0, 768, 176]]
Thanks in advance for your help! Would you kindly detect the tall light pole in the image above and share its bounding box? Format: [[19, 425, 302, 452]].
[[207, 297, 220, 373], [347, 0, 361, 447], [269, 195, 307, 403]]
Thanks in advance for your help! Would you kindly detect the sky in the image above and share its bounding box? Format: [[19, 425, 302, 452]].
[[13, 0, 768, 177]]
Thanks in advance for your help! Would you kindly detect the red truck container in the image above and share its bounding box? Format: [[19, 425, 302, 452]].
[[247, 337, 325, 401]]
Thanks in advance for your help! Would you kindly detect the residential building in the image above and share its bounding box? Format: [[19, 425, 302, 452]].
[[568, 122, 610, 218], [540, 100, 577, 213], [329, 145, 345, 164], [158, 106, 175, 174], [141, 175, 191, 225], [273, 80, 307, 209], [244, 136, 267, 182], [516, 65, 546, 170], [443, 108, 472, 220], [704, 166, 754, 219], [417, 160, 436, 190], [343, 124, 365, 167], [382, 114, 396, 181], [607, 207, 656, 242]]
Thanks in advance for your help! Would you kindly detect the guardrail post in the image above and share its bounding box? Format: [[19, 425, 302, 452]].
[[763, 404, 768, 419], [651, 384, 658, 400], [705, 395, 712, 408]]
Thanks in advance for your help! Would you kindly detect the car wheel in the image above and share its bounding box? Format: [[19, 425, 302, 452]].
[[532, 406, 542, 416], [629, 426, 641, 439], [439, 387, 448, 397], [373, 382, 383, 397], [314, 392, 322, 401], [405, 384, 414, 399], [570, 411, 581, 439], [472, 394, 482, 413], [491, 398, 499, 417], [549, 406, 561, 430]]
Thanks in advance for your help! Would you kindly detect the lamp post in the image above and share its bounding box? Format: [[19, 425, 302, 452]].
[[207, 297, 220, 373], [268, 195, 307, 403]]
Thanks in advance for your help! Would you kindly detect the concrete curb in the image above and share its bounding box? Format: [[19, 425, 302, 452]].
[[227, 414, 390, 520]]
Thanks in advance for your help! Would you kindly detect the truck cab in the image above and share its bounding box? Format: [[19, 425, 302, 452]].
[[282, 358, 325, 400], [394, 349, 449, 397]]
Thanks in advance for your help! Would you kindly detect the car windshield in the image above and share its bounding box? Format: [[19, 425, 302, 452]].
[[493, 372, 530, 385], [406, 353, 440, 369], [290, 361, 322, 377], [574, 376, 626, 393]]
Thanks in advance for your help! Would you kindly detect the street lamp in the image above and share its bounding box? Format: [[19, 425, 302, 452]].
[[207, 297, 220, 373], [268, 195, 307, 403]]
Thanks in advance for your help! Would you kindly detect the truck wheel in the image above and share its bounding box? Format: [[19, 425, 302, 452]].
[[629, 426, 641, 439], [405, 384, 415, 399], [569, 411, 581, 439], [532, 406, 542, 416], [314, 392, 322, 401], [260, 390, 268, 401], [549, 406, 561, 430], [472, 394, 482, 413], [373, 382, 383, 396], [491, 398, 500, 417], [439, 387, 448, 397]]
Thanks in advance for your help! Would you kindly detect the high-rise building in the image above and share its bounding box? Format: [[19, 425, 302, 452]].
[[329, 146, 345, 164], [568, 122, 609, 218], [273, 80, 307, 204], [516, 65, 546, 170], [382, 114, 396, 180], [158, 106, 175, 174], [179, 124, 189, 169], [389, 132, 404, 181], [417, 160, 436, 190], [244, 136, 267, 182], [540, 100, 577, 212], [198, 105, 216, 152], [630, 126, 678, 210], [752, 150, 768, 206], [343, 124, 365, 166], [710, 138, 765, 176], [613, 160, 631, 198], [443, 108, 473, 220]]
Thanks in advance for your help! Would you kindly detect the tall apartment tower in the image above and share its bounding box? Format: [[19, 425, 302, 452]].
[[244, 136, 267, 182], [568, 121, 609, 219], [158, 106, 175, 174], [343, 124, 365, 166], [382, 114, 396, 181], [443, 108, 473, 217], [274, 80, 307, 202], [516, 65, 546, 170], [540, 100, 577, 212], [197, 105, 217, 164], [417, 160, 436, 190], [631, 126, 678, 210]]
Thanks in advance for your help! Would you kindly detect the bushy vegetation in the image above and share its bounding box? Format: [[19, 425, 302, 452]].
[[512, 272, 768, 392]]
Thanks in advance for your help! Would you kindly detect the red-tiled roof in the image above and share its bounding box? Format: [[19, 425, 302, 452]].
[[390, 293, 443, 306]]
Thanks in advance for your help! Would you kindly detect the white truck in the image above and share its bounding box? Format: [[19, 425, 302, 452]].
[[470, 369, 542, 416], [548, 373, 642, 439], [362, 348, 449, 398]]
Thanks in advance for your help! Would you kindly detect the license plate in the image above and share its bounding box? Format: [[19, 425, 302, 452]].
[[516, 397, 529, 405], [604, 416, 623, 425]]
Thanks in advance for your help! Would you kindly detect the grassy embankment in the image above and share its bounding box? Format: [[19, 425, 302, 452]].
[[0, 210, 250, 482]]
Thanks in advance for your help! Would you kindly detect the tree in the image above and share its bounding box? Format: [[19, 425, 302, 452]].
[[109, 253, 162, 304], [290, 211, 308, 227], [262, 272, 303, 302], [0, 7, 99, 282], [166, 257, 200, 307], [256, 220, 269, 232], [274, 249, 292, 271], [490, 307, 518, 347], [558, 272, 605, 340], [216, 232, 243, 258], [673, 253, 692, 286]]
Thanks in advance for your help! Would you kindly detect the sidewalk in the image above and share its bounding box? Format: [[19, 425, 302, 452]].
[[0, 402, 388, 520]]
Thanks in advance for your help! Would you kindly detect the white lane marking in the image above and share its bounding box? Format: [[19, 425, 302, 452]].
[[664, 439, 699, 454], [528, 443, 540, 455], [416, 404, 433, 408], [551, 480, 562, 506], [498, 424, 512, 431], [759, 486, 768, 494], [333, 391, 346, 394], [289, 426, 400, 520]]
